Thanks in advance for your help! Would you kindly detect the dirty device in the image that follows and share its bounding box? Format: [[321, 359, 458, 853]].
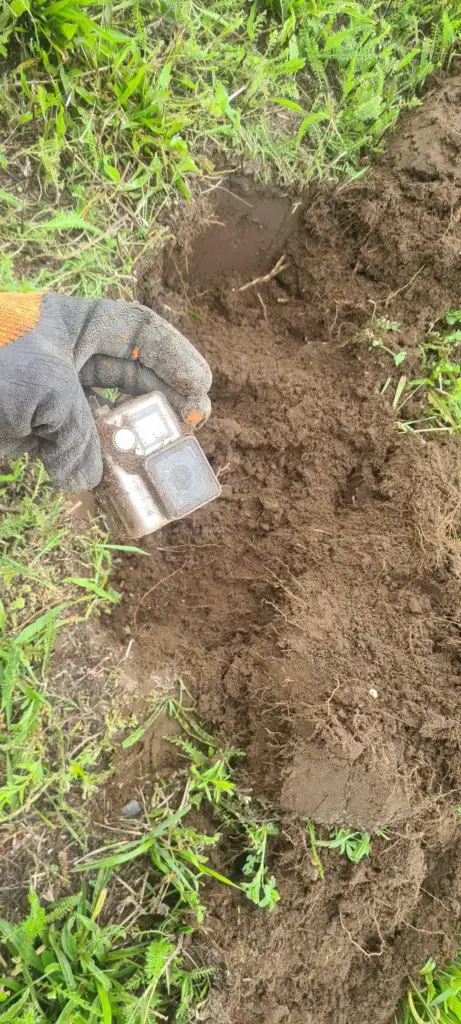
[[95, 393, 221, 539]]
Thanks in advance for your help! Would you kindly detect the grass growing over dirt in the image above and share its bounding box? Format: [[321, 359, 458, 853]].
[[76, 688, 279, 915], [397, 309, 461, 434], [0, 451, 281, 1013], [0, 0, 459, 294], [399, 953, 461, 1024], [0, 878, 214, 1022], [0, 458, 122, 829], [0, 684, 279, 1022], [364, 308, 461, 433]]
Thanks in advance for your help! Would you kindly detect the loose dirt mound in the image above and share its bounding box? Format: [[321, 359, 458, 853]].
[[109, 76, 461, 1024]]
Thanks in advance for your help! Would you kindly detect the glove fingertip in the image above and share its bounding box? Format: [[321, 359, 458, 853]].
[[68, 459, 103, 493], [170, 393, 212, 426], [42, 431, 103, 493]]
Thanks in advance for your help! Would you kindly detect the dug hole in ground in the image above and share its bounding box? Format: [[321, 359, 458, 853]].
[[92, 75, 461, 1023]]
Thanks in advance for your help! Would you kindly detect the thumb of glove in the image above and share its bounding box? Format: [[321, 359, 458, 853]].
[[32, 365, 103, 491]]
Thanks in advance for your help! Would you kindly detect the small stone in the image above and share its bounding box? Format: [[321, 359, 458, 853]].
[[122, 799, 142, 818], [369, 688, 379, 699]]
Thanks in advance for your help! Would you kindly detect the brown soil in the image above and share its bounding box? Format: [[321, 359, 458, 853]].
[[107, 75, 461, 1024]]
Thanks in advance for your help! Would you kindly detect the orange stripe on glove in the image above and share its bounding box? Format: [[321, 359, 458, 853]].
[[0, 291, 44, 347]]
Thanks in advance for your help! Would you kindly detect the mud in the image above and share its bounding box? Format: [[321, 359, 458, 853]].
[[108, 76, 461, 1024], [164, 182, 302, 286]]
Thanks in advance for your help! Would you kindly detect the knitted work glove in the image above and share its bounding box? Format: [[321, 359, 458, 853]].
[[0, 291, 212, 490]]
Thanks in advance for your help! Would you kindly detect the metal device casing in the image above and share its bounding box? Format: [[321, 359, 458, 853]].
[[95, 393, 221, 539]]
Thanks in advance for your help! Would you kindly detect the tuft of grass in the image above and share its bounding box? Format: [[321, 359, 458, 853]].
[[76, 685, 280, 915], [0, 0, 459, 294], [0, 686, 279, 1020], [0, 457, 138, 828], [397, 310, 461, 434], [0, 874, 212, 1023], [166, 689, 280, 910], [399, 953, 461, 1024]]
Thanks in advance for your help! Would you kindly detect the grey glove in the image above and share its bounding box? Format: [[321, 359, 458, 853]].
[[0, 291, 212, 490]]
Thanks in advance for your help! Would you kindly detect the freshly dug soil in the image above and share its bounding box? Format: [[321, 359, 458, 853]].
[[109, 75, 461, 1024]]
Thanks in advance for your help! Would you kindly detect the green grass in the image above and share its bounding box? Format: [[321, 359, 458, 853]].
[[0, 463, 280, 1018], [396, 310, 461, 434], [0, 457, 135, 830], [0, 686, 279, 1022], [0, 877, 212, 1023], [76, 686, 280, 915], [366, 308, 461, 432], [0, 0, 459, 293], [399, 954, 461, 1024]]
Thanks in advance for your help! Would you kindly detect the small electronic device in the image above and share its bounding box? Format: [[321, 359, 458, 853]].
[[95, 393, 220, 539]]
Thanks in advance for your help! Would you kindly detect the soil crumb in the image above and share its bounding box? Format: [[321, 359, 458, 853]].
[[109, 75, 461, 1024]]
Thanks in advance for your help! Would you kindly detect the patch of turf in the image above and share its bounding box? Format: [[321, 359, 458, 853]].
[[0, 0, 459, 293], [365, 308, 461, 432], [0, 685, 279, 1022], [0, 879, 213, 1023], [77, 685, 280, 915], [0, 457, 125, 827], [397, 309, 461, 434], [399, 953, 461, 1024]]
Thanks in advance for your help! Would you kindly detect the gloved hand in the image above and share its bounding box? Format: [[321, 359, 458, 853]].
[[0, 291, 212, 491]]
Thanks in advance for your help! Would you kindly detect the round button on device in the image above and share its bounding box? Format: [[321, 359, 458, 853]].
[[114, 428, 136, 452]]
